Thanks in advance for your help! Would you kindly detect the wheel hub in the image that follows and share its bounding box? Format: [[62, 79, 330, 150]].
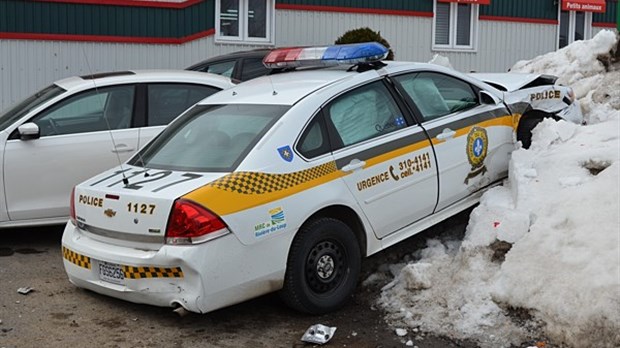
[[316, 255, 335, 279], [306, 240, 346, 294]]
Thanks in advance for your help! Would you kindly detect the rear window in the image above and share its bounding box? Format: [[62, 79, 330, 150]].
[[131, 104, 289, 172]]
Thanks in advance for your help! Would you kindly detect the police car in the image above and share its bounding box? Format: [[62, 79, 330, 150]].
[[61, 43, 582, 314]]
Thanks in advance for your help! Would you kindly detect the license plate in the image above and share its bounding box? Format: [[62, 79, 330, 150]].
[[99, 261, 125, 284]]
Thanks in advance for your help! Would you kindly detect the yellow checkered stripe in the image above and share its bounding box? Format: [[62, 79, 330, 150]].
[[62, 246, 91, 270], [122, 266, 184, 279], [208, 161, 338, 194]]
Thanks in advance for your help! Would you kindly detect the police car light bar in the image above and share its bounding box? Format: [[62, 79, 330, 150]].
[[263, 42, 388, 69]]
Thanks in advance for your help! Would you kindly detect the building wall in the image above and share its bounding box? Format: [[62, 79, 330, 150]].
[[0, 36, 265, 112], [0, 0, 617, 111], [274, 10, 559, 73]]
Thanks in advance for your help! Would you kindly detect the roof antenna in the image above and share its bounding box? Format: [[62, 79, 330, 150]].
[[81, 46, 130, 186], [269, 75, 278, 96]]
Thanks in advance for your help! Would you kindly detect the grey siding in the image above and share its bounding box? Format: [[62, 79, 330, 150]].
[[0, 37, 263, 112], [274, 9, 433, 61], [440, 19, 558, 72]]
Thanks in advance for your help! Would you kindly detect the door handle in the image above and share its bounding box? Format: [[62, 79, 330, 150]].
[[341, 159, 366, 172], [436, 128, 456, 141], [111, 144, 135, 153]]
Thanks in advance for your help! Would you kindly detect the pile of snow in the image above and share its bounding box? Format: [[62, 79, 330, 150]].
[[376, 30, 620, 347], [511, 29, 619, 124]]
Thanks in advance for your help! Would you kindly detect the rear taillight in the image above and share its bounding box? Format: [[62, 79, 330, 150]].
[[69, 187, 77, 226], [165, 199, 229, 245]]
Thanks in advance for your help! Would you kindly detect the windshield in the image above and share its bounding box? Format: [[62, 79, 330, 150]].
[[0, 84, 66, 132], [131, 104, 289, 172]]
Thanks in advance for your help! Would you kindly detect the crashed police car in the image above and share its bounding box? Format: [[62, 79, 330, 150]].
[[62, 43, 582, 315]]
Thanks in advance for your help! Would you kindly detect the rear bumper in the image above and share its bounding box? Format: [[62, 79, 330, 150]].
[[61, 222, 286, 313]]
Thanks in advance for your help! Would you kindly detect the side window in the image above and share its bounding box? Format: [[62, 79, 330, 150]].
[[433, 1, 479, 51], [200, 60, 236, 78], [240, 58, 269, 81], [394, 72, 478, 122], [147, 84, 221, 126], [297, 115, 330, 159], [326, 81, 407, 149], [33, 85, 134, 136]]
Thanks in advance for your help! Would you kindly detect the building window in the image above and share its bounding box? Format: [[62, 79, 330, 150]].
[[558, 10, 592, 49], [432, 1, 479, 51], [216, 0, 274, 44]]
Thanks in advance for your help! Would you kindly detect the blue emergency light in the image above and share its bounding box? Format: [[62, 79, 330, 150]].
[[263, 42, 388, 69]]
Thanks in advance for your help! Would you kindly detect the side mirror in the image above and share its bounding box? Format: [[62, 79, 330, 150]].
[[480, 90, 501, 106], [17, 122, 40, 140]]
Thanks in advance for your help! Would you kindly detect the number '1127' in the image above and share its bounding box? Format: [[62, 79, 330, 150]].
[[127, 203, 155, 215]]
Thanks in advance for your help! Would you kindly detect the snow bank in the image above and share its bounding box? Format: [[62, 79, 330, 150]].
[[378, 31, 620, 347], [511, 30, 617, 100]]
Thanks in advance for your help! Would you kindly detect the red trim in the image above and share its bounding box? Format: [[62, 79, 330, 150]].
[[561, 0, 606, 13], [438, 0, 490, 4], [275, 4, 434, 18], [33, 0, 203, 9], [479, 15, 559, 25], [593, 22, 617, 28], [0, 28, 215, 44]]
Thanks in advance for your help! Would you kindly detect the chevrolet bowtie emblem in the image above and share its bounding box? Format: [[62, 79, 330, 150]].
[[104, 209, 117, 218]]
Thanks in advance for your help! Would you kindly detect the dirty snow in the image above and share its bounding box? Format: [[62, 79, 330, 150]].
[[377, 30, 620, 348]]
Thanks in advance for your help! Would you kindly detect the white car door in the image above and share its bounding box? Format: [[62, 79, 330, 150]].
[[391, 72, 513, 212], [322, 80, 438, 239], [3, 85, 139, 221]]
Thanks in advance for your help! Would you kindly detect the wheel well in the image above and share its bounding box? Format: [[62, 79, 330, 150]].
[[305, 205, 367, 257], [520, 109, 558, 124]]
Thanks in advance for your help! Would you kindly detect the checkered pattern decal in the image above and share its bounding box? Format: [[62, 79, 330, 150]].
[[208, 161, 338, 195], [122, 266, 184, 279], [62, 246, 91, 270]]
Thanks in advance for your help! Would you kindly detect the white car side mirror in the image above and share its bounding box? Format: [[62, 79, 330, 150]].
[[480, 90, 501, 106], [17, 122, 40, 140]]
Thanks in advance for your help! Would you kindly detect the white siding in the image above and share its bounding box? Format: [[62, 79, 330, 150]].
[[437, 20, 558, 73], [275, 10, 558, 72], [0, 37, 265, 112], [1, 10, 567, 112], [275, 10, 434, 63], [592, 26, 618, 37]]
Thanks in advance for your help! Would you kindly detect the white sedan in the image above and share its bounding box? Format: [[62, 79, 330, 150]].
[[61, 43, 582, 315], [0, 71, 234, 228]]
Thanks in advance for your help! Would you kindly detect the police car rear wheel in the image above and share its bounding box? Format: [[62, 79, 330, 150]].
[[280, 217, 361, 314]]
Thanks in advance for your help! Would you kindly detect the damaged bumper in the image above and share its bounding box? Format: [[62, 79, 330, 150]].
[[61, 222, 284, 314]]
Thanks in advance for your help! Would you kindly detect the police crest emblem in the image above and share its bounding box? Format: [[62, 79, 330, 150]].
[[465, 126, 488, 184], [277, 145, 294, 162]]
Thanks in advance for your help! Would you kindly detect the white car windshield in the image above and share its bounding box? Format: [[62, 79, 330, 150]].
[[132, 104, 289, 172], [0, 84, 66, 132]]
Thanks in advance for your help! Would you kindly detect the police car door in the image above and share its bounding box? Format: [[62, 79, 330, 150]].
[[391, 72, 512, 212], [323, 79, 438, 239]]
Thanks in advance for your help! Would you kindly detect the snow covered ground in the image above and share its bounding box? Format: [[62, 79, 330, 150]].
[[373, 30, 620, 348]]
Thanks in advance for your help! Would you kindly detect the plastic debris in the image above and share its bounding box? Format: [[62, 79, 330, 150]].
[[405, 340, 414, 346], [395, 328, 408, 337], [17, 287, 33, 295], [301, 324, 336, 345]]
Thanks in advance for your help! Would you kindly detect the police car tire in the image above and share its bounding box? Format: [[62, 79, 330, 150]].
[[517, 116, 544, 149], [280, 217, 361, 314]]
